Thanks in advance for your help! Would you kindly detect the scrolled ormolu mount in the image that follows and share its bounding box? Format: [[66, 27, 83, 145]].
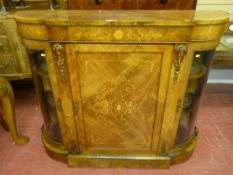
[[52, 43, 66, 82], [174, 44, 188, 81], [176, 99, 182, 113], [55, 99, 62, 111], [73, 102, 79, 113], [68, 140, 79, 154]]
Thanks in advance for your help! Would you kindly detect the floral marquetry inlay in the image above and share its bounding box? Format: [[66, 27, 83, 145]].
[[85, 76, 138, 119], [70, 27, 192, 42]]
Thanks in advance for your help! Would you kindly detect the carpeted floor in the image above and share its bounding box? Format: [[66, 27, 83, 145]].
[[0, 83, 232, 175]]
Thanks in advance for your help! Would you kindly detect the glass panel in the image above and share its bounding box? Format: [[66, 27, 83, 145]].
[[28, 50, 62, 143], [175, 50, 215, 144]]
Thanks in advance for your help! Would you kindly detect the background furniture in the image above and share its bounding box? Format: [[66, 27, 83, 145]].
[[0, 0, 65, 11], [67, 0, 197, 10], [0, 13, 31, 80], [0, 77, 29, 144], [0, 0, 63, 81], [214, 22, 233, 69], [197, 0, 233, 73], [14, 10, 228, 168]]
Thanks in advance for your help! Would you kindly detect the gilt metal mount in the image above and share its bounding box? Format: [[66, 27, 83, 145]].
[[73, 102, 79, 113], [52, 43, 66, 82], [174, 44, 187, 81]]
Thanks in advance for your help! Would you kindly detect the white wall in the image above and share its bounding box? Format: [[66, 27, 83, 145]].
[[196, 0, 233, 20], [208, 69, 233, 84], [197, 0, 233, 84]]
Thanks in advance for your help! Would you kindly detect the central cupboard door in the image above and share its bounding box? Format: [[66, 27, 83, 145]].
[[66, 44, 173, 154]]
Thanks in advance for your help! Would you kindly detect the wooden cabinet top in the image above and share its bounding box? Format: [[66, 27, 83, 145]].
[[13, 10, 228, 26], [13, 10, 229, 43]]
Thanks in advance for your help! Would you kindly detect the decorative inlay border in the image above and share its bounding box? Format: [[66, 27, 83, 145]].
[[69, 27, 192, 42]]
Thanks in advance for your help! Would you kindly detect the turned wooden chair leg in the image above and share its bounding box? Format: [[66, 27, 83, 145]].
[[0, 77, 29, 145], [0, 112, 9, 131]]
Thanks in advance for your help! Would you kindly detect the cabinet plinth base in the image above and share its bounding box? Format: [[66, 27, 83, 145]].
[[41, 128, 198, 168]]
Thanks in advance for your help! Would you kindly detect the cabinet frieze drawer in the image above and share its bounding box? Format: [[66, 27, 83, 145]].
[[17, 25, 226, 42], [67, 26, 193, 42]]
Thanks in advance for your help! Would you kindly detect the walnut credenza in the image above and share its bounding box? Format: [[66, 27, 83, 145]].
[[14, 10, 228, 168]]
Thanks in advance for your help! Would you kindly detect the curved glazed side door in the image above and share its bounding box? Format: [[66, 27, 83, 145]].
[[66, 44, 174, 155]]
